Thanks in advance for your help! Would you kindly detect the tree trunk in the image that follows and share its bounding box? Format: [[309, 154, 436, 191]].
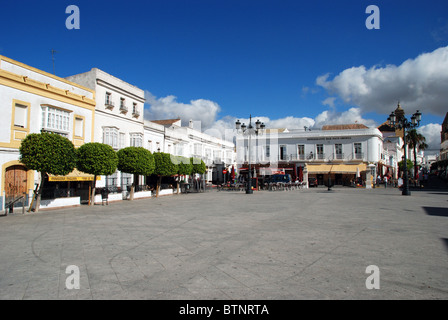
[[156, 176, 162, 197], [90, 175, 97, 206], [130, 174, 137, 201], [34, 171, 45, 212]]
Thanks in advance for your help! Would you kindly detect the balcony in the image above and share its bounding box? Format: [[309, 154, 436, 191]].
[[105, 100, 115, 110], [132, 110, 140, 118], [349, 152, 364, 161], [330, 153, 345, 161], [119, 105, 128, 114]]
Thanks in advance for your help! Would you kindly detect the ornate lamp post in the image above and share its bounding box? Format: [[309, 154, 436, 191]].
[[387, 106, 422, 196], [236, 115, 265, 194]]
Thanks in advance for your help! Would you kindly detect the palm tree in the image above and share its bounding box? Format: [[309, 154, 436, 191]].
[[405, 129, 428, 184]]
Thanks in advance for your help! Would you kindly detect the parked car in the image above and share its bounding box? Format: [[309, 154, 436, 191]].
[[308, 177, 318, 187]]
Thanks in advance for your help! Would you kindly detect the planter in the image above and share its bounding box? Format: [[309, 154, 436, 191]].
[[94, 193, 123, 204], [40, 196, 81, 209]]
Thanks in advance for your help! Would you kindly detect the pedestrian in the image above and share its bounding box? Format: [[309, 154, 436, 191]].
[[398, 177, 403, 190], [384, 175, 388, 188]]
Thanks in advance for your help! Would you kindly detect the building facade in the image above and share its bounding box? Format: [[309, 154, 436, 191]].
[[236, 124, 383, 187], [66, 68, 146, 193], [0, 55, 96, 210], [144, 119, 236, 184]]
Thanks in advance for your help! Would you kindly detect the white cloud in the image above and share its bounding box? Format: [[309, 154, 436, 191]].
[[144, 91, 221, 129], [314, 107, 377, 128], [322, 97, 336, 108], [316, 46, 448, 117], [418, 123, 442, 155]]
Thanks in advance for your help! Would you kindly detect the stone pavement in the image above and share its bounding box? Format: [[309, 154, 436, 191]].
[[0, 186, 447, 300]]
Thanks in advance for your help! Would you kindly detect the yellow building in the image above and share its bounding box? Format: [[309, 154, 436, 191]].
[[0, 55, 96, 211]]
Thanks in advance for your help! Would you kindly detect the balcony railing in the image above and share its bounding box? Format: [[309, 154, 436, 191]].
[[329, 153, 345, 161], [120, 105, 128, 114], [132, 110, 140, 118], [105, 101, 115, 109]]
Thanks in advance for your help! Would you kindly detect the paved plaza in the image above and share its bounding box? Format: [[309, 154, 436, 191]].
[[0, 185, 447, 300]]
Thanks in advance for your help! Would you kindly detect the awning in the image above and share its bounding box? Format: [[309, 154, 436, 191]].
[[259, 168, 285, 175], [48, 169, 99, 182], [306, 163, 367, 174]]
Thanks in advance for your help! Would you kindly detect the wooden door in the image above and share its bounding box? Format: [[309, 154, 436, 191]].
[[5, 165, 28, 207]]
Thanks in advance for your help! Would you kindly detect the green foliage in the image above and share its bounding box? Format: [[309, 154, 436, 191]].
[[174, 156, 193, 176], [406, 129, 428, 152], [153, 152, 178, 177], [76, 143, 118, 176], [19, 132, 76, 175], [398, 159, 414, 171], [191, 157, 206, 174], [117, 147, 155, 176]]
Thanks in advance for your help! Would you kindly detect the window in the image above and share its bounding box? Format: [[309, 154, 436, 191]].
[[354, 143, 363, 159], [279, 145, 287, 160], [106, 171, 118, 187], [119, 132, 126, 149], [103, 127, 119, 149], [265, 145, 270, 159], [105, 92, 112, 105], [335, 144, 343, 159], [213, 150, 221, 161], [148, 140, 152, 152], [130, 133, 143, 147], [121, 172, 132, 188], [132, 103, 139, 117], [176, 143, 184, 156], [205, 148, 212, 160], [14, 104, 28, 128], [74, 117, 84, 137], [316, 144, 324, 159], [298, 145, 305, 160], [194, 143, 202, 156], [120, 98, 127, 113], [41, 106, 70, 135]]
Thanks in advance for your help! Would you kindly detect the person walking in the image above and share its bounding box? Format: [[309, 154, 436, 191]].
[[384, 175, 388, 188]]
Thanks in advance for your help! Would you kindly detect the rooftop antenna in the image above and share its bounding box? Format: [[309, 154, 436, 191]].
[[51, 49, 57, 75]]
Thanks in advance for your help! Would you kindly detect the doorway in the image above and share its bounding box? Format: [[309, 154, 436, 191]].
[[5, 165, 28, 208]]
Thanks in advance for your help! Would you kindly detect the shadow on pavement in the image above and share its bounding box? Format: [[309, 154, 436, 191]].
[[442, 239, 448, 255], [423, 206, 448, 217]]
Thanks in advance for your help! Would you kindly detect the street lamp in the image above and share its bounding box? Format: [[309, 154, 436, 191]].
[[387, 105, 422, 196], [236, 115, 265, 194]]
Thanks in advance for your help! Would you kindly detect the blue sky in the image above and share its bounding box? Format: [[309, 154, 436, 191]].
[[1, 0, 447, 151]]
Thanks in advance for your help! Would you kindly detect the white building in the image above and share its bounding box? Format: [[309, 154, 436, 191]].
[[144, 118, 236, 184], [66, 68, 146, 193], [236, 123, 383, 187], [0, 55, 96, 210]]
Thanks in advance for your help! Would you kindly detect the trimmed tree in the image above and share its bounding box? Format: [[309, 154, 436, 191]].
[[19, 132, 76, 212], [76, 143, 118, 205], [153, 152, 178, 197], [174, 156, 193, 194], [117, 147, 155, 200]]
